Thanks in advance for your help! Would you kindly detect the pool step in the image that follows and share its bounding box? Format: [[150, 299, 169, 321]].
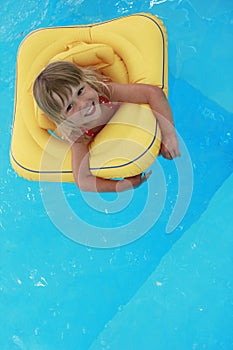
[[90, 173, 233, 350]]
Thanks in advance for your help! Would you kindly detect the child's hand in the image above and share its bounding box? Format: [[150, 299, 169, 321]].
[[160, 132, 181, 160], [69, 130, 92, 144], [119, 171, 152, 191]]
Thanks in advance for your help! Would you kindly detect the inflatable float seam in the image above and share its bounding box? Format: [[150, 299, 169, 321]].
[[134, 13, 166, 89], [90, 120, 159, 171], [10, 118, 158, 175], [10, 150, 72, 175]]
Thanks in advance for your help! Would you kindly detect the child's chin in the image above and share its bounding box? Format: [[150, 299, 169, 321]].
[[85, 115, 101, 128], [90, 111, 102, 123]]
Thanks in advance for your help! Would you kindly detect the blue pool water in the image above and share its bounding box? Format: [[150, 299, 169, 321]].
[[1, 1, 233, 349]]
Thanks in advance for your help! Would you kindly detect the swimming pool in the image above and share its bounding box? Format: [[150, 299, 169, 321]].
[[1, 1, 233, 349]]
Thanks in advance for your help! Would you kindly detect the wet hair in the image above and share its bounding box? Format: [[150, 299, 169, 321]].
[[33, 61, 110, 139]]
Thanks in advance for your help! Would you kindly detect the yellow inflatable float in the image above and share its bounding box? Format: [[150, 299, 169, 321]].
[[10, 13, 168, 181]]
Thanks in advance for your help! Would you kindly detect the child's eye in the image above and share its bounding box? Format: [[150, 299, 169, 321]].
[[78, 87, 84, 96], [66, 104, 73, 113]]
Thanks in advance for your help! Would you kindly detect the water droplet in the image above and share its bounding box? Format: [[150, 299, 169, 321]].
[[155, 281, 163, 286]]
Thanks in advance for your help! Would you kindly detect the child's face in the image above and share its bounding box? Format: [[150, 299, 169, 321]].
[[62, 82, 102, 129]]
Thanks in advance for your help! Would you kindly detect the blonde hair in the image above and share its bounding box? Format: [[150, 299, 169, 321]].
[[33, 61, 110, 140]]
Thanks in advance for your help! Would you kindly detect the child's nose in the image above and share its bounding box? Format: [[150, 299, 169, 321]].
[[77, 96, 88, 109]]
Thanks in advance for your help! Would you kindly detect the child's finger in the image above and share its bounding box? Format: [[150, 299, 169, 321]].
[[141, 170, 152, 182]]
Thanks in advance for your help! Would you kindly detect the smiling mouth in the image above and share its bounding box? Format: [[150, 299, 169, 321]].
[[85, 102, 96, 117]]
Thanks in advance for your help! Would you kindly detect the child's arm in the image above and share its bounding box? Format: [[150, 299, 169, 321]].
[[109, 83, 180, 160], [71, 140, 151, 192]]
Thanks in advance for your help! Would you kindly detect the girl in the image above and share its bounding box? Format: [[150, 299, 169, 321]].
[[33, 61, 180, 192]]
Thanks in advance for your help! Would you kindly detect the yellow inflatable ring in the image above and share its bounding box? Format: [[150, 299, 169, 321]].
[[10, 13, 168, 181]]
